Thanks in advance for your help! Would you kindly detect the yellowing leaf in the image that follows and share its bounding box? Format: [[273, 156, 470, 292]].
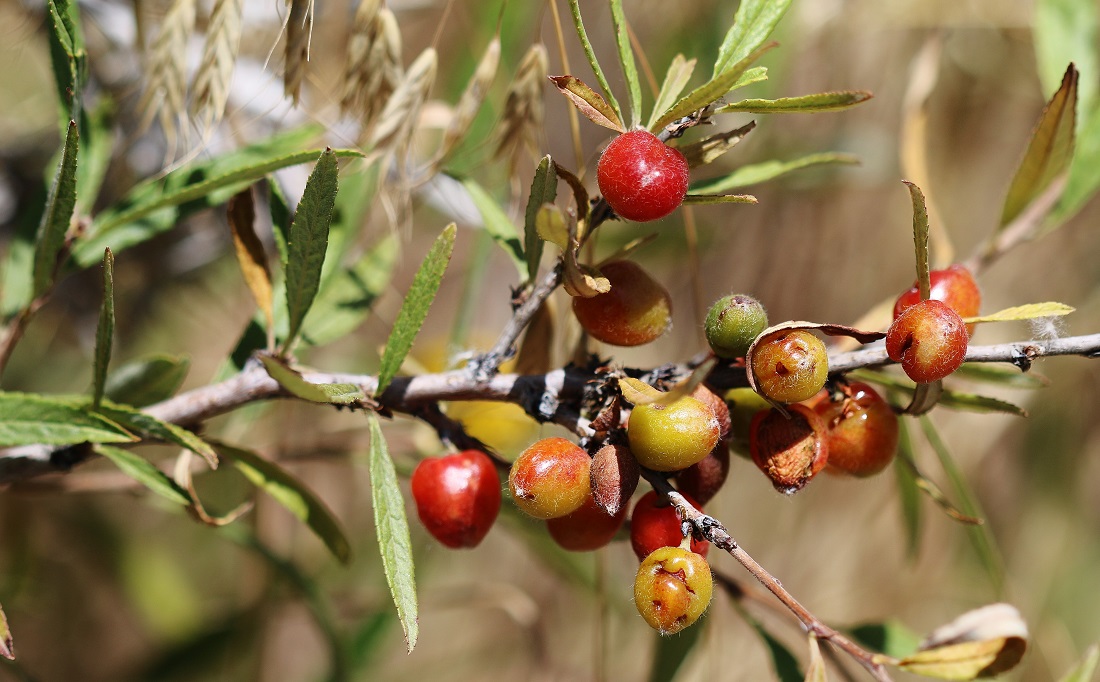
[[618, 377, 664, 405], [963, 301, 1075, 324], [899, 638, 1026, 679], [227, 187, 274, 345], [548, 75, 625, 132]]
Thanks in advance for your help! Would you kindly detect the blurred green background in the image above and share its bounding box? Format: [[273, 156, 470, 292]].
[[1, 0, 1099, 680]]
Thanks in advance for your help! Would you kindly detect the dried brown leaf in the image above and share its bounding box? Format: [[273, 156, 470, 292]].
[[227, 187, 273, 346]]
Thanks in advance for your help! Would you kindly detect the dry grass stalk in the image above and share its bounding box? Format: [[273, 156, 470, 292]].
[[342, 7, 403, 134], [367, 46, 437, 158], [284, 0, 314, 105], [190, 0, 244, 133], [494, 44, 548, 175], [435, 36, 501, 166], [138, 0, 197, 152]]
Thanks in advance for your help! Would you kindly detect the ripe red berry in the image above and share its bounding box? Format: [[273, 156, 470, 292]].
[[814, 382, 899, 477], [411, 450, 502, 549], [508, 437, 592, 519], [749, 404, 829, 494], [751, 330, 830, 404], [630, 490, 709, 560], [597, 129, 690, 222], [886, 299, 968, 383], [546, 492, 628, 551], [894, 264, 980, 335], [634, 546, 713, 635], [572, 260, 672, 346]]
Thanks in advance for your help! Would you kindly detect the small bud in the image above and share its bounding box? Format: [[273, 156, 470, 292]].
[[590, 444, 639, 516]]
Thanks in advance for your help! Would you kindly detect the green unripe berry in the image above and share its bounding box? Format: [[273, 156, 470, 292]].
[[705, 294, 768, 359], [627, 396, 721, 472]]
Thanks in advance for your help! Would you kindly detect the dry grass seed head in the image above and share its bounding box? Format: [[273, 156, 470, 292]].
[[138, 0, 197, 152], [340, 0, 383, 113], [342, 7, 403, 131], [435, 36, 501, 165], [190, 0, 244, 133], [284, 0, 314, 104], [495, 43, 548, 173], [367, 46, 437, 158]]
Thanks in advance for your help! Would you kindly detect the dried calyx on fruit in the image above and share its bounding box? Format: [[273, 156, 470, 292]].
[[411, 450, 502, 549], [597, 129, 690, 222], [572, 260, 672, 347]]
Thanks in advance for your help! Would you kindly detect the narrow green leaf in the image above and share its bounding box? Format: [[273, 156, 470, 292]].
[[1035, 0, 1098, 115], [690, 152, 858, 193], [97, 402, 219, 469], [548, 75, 626, 132], [217, 442, 352, 564], [713, 0, 792, 77], [647, 55, 697, 131], [376, 225, 456, 395], [462, 179, 526, 277], [716, 90, 873, 114], [1049, 101, 1100, 227], [963, 301, 1075, 324], [0, 392, 135, 446], [654, 43, 778, 132], [524, 156, 557, 283], [902, 180, 932, 299], [259, 354, 366, 405], [366, 413, 418, 651], [46, 0, 85, 133], [302, 234, 397, 347], [682, 193, 758, 205], [0, 599, 11, 660], [953, 364, 1049, 389], [567, 0, 624, 125], [92, 248, 114, 409], [609, 0, 642, 128], [648, 610, 708, 682], [33, 119, 79, 298], [896, 419, 923, 560], [94, 444, 191, 506], [919, 416, 1005, 594], [1001, 65, 1077, 227], [848, 620, 923, 660], [104, 354, 190, 407], [1058, 643, 1100, 682], [284, 149, 340, 349], [852, 369, 1029, 417]]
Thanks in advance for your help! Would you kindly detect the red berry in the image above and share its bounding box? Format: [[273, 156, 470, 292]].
[[597, 130, 689, 222], [749, 404, 829, 494], [630, 491, 708, 560], [508, 437, 592, 519], [572, 260, 672, 346], [546, 493, 628, 551], [814, 382, 898, 477], [411, 450, 502, 549], [894, 264, 980, 335], [886, 299, 968, 383]]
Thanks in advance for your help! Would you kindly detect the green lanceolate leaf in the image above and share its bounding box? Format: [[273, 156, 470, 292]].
[[462, 179, 526, 277], [903, 180, 932, 299], [376, 224, 456, 395], [1001, 64, 1077, 227], [896, 420, 923, 560], [648, 610, 708, 682], [302, 234, 397, 347], [46, 0, 85, 132], [259, 354, 366, 405], [33, 119, 79, 299], [609, 0, 641, 128], [716, 90, 873, 114], [94, 444, 191, 506], [852, 369, 1029, 417], [216, 442, 352, 564], [0, 599, 11, 660], [0, 392, 135, 446], [96, 401, 218, 469], [963, 301, 1075, 324], [284, 149, 340, 350], [953, 364, 1049, 389], [524, 156, 557, 283], [92, 248, 114, 410], [548, 75, 626, 132], [690, 152, 858, 193], [713, 0, 792, 77], [654, 43, 778, 131], [366, 413, 418, 652], [647, 55, 697, 131], [1058, 643, 1100, 682], [567, 0, 623, 125], [104, 354, 190, 407]]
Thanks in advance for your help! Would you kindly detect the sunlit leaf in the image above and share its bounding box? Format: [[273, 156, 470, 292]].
[[227, 187, 274, 344], [104, 354, 190, 407], [1035, 0, 1098, 115], [97, 401, 218, 469], [462, 178, 526, 277], [1001, 64, 1077, 227], [713, 0, 792, 77], [33, 119, 78, 298], [217, 442, 351, 564], [717, 90, 872, 114], [92, 248, 114, 410], [376, 224, 456, 395], [45, 0, 85, 133], [259, 354, 366, 405], [524, 156, 557, 283], [609, 0, 641, 128], [95, 444, 191, 506], [654, 43, 777, 131], [647, 55, 697, 131], [900, 603, 1028, 679], [567, 0, 623, 124], [904, 180, 932, 299], [690, 152, 858, 192], [548, 75, 626, 132], [0, 392, 135, 446], [1057, 642, 1100, 682], [367, 413, 418, 651], [284, 149, 340, 349], [962, 301, 1074, 324]]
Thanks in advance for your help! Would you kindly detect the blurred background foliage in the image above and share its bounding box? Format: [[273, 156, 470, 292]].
[[0, 0, 1099, 680]]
